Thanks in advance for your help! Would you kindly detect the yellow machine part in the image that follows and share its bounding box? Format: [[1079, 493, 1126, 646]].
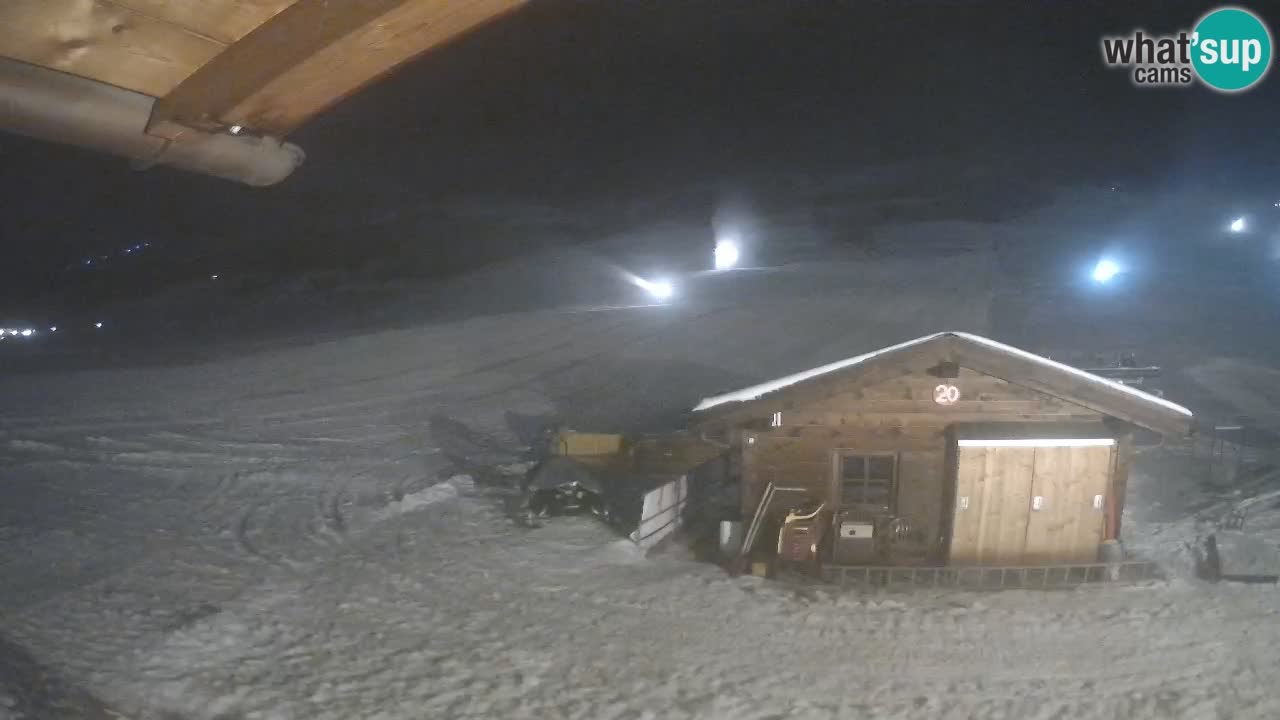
[[549, 431, 625, 458]]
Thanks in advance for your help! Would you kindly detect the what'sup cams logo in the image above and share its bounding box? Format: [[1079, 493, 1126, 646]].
[[1102, 6, 1272, 92]]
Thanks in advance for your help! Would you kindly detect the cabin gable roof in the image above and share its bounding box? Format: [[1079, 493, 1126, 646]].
[[690, 332, 1193, 436]]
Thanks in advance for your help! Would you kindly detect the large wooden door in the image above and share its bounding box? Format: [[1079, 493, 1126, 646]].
[[1023, 445, 1113, 563], [950, 441, 1114, 566], [950, 446, 1034, 565]]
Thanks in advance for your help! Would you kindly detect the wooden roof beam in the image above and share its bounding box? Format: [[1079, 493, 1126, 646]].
[[147, 0, 525, 140], [948, 343, 1193, 437], [689, 342, 956, 429], [689, 334, 1192, 437], [0, 0, 228, 98]]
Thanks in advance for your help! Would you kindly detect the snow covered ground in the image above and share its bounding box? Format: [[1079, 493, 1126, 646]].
[[3, 188, 1280, 719]]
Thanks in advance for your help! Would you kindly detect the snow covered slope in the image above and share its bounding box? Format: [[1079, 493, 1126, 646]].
[[1, 220, 1279, 719]]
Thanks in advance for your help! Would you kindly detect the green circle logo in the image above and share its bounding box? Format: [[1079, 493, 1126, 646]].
[[1192, 7, 1273, 92]]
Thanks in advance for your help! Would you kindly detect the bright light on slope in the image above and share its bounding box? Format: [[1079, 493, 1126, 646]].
[[94, 322, 103, 329], [713, 238, 740, 270], [637, 277, 675, 300], [617, 266, 676, 302], [1230, 216, 1246, 233], [20, 329, 32, 337], [1092, 258, 1121, 283]]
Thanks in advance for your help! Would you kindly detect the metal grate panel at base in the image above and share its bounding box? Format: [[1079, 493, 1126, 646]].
[[822, 561, 1160, 589]]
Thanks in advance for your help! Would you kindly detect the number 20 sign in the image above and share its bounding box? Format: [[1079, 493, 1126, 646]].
[[933, 383, 961, 405]]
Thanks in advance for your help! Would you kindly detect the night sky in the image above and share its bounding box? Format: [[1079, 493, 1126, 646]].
[[2, 0, 1278, 308]]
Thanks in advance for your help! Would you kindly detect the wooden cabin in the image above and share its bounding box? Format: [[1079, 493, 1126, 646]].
[[689, 332, 1193, 567]]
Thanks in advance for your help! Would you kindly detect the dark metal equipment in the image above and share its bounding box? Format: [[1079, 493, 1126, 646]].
[[832, 510, 914, 565], [522, 456, 606, 518], [1078, 354, 1164, 396]]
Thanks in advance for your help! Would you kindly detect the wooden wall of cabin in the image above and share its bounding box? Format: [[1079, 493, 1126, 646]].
[[741, 426, 950, 556], [735, 366, 1106, 558]]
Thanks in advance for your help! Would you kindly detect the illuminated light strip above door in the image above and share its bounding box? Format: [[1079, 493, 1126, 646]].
[[957, 438, 1116, 448]]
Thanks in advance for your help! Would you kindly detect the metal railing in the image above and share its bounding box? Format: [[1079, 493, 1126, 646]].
[[821, 560, 1160, 589]]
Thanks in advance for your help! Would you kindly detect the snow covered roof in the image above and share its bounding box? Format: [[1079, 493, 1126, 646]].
[[692, 331, 1192, 431]]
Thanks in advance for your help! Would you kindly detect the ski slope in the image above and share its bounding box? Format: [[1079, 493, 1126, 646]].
[[1, 232, 1279, 719]]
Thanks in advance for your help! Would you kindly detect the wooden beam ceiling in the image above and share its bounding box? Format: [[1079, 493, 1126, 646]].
[[103, 0, 299, 45], [1, 0, 524, 140], [0, 0, 227, 97], [148, 0, 526, 139]]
